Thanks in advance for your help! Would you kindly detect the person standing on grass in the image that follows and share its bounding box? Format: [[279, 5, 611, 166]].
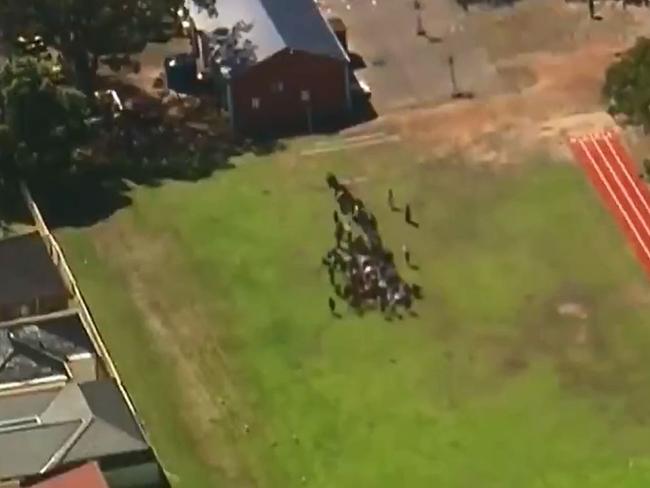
[[326, 173, 339, 192], [402, 244, 411, 267], [369, 212, 378, 230], [353, 202, 361, 221], [335, 221, 344, 247], [328, 297, 337, 316], [333, 209, 339, 224], [405, 204, 412, 224], [388, 188, 395, 210]]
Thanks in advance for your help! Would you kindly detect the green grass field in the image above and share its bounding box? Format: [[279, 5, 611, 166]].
[[56, 140, 650, 488]]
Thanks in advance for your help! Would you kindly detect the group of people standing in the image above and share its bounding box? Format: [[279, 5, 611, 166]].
[[322, 173, 422, 319]]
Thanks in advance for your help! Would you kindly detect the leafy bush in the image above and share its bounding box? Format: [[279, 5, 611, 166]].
[[604, 37, 650, 130], [0, 55, 90, 176]]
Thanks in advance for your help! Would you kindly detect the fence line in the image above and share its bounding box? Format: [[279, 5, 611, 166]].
[[19, 183, 147, 439]]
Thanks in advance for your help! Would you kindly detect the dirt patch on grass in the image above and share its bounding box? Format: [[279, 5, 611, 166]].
[[471, 0, 636, 62], [557, 302, 589, 320], [466, 283, 650, 425], [470, 0, 585, 61], [376, 41, 622, 165], [90, 217, 260, 487]]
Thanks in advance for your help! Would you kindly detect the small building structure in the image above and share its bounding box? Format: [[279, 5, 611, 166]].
[[0, 379, 162, 487], [186, 0, 351, 134], [0, 199, 169, 488]]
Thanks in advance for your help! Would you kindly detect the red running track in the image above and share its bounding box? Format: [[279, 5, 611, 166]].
[[569, 132, 650, 276], [568, 130, 650, 277]]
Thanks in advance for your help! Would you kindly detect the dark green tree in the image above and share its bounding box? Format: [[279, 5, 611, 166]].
[[604, 37, 650, 131], [0, 55, 90, 176], [0, 0, 218, 94]]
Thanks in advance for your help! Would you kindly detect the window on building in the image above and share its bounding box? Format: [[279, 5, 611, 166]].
[[301, 90, 311, 102], [251, 97, 260, 109], [271, 81, 284, 93]]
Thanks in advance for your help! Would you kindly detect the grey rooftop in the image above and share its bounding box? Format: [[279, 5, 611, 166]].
[[187, 0, 348, 69], [0, 379, 149, 480]]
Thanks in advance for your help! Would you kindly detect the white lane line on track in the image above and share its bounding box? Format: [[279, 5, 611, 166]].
[[575, 138, 650, 263], [601, 133, 650, 217], [587, 135, 650, 239]]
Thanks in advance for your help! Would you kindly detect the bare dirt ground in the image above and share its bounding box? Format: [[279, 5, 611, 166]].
[[344, 0, 650, 166]]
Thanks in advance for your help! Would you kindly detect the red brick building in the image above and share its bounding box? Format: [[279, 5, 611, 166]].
[[189, 0, 351, 134]]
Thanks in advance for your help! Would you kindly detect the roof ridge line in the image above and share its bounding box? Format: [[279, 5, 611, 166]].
[[39, 417, 93, 474]]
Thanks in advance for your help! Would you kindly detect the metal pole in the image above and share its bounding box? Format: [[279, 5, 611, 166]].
[[447, 18, 464, 98], [416, 12, 425, 36], [306, 102, 313, 134], [448, 55, 459, 97]]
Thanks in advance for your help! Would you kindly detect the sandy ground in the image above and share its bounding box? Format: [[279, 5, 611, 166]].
[[381, 42, 623, 165], [342, 0, 650, 165]]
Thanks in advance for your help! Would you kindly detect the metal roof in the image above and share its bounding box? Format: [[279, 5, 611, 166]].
[[0, 380, 149, 480], [187, 0, 348, 68], [0, 421, 81, 479], [63, 380, 148, 464]]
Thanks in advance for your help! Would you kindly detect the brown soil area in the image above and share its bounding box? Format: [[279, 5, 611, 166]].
[[348, 2, 650, 166], [378, 41, 623, 165]]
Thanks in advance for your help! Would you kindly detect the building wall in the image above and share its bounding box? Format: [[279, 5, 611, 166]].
[[230, 49, 349, 133]]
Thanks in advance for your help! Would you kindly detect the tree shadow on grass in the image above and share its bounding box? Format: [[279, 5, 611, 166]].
[[28, 138, 284, 229], [23, 78, 287, 229]]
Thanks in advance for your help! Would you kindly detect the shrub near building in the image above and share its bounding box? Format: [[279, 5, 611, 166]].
[[604, 37, 650, 130]]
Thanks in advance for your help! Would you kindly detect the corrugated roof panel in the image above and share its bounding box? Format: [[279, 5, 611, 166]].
[[187, 0, 347, 70], [259, 0, 348, 61]]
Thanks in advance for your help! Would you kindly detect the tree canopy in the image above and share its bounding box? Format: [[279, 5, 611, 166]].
[[0, 55, 90, 176], [0, 0, 218, 94], [604, 37, 650, 130], [0, 0, 219, 181]]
